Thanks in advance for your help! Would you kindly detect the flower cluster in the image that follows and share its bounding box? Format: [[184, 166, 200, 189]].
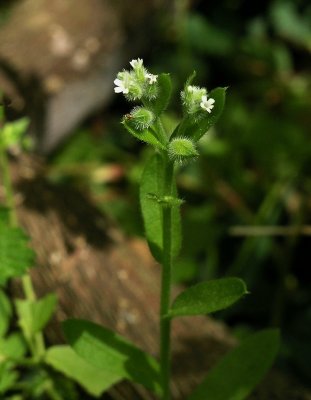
[[114, 58, 158, 101], [181, 85, 215, 115], [114, 58, 221, 165]]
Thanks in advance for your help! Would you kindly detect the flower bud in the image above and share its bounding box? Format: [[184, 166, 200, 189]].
[[168, 137, 199, 163], [130, 107, 155, 130], [181, 85, 207, 114]]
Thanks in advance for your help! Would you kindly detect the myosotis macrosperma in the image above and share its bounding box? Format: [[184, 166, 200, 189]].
[[63, 59, 280, 400]]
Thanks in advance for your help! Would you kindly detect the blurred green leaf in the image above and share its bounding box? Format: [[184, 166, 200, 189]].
[[45, 345, 121, 397], [0, 362, 18, 394], [63, 319, 162, 395], [188, 329, 280, 400], [270, 2, 311, 51], [0, 332, 26, 360], [168, 278, 248, 318], [0, 118, 29, 150]]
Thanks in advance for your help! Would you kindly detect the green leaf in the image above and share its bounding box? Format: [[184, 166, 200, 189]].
[[0, 290, 12, 337], [168, 278, 248, 318], [45, 345, 121, 397], [140, 153, 181, 262], [184, 71, 197, 91], [191, 87, 227, 142], [0, 118, 29, 149], [187, 329, 280, 400], [0, 206, 10, 225], [0, 333, 27, 360], [152, 73, 172, 116], [0, 222, 35, 286], [0, 362, 19, 394], [122, 119, 166, 150], [63, 319, 161, 395], [15, 293, 57, 339]]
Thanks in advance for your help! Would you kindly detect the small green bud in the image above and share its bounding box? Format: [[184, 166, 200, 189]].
[[168, 137, 199, 163], [130, 107, 155, 130], [147, 193, 184, 208]]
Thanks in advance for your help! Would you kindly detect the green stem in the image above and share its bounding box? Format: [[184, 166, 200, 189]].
[[0, 145, 45, 359], [160, 157, 174, 400], [0, 144, 17, 226]]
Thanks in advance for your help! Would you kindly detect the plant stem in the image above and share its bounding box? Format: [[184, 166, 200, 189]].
[[0, 145, 17, 226], [160, 157, 174, 400], [155, 117, 169, 145], [0, 146, 45, 358]]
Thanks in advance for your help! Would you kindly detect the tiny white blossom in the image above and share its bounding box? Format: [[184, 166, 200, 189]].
[[146, 73, 158, 85], [200, 96, 215, 113], [114, 78, 129, 94], [130, 58, 144, 69]]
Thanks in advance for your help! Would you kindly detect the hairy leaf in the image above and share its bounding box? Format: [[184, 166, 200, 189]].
[[152, 73, 172, 116], [168, 278, 247, 318]]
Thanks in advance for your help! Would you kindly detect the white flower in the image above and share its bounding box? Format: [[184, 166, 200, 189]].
[[200, 96, 215, 113], [130, 58, 144, 69], [146, 73, 158, 85], [114, 78, 129, 94]]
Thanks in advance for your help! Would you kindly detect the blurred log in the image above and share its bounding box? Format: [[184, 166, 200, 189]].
[[6, 153, 311, 400], [0, 0, 169, 153]]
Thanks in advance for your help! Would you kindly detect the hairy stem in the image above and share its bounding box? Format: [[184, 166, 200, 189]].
[[160, 157, 174, 400]]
